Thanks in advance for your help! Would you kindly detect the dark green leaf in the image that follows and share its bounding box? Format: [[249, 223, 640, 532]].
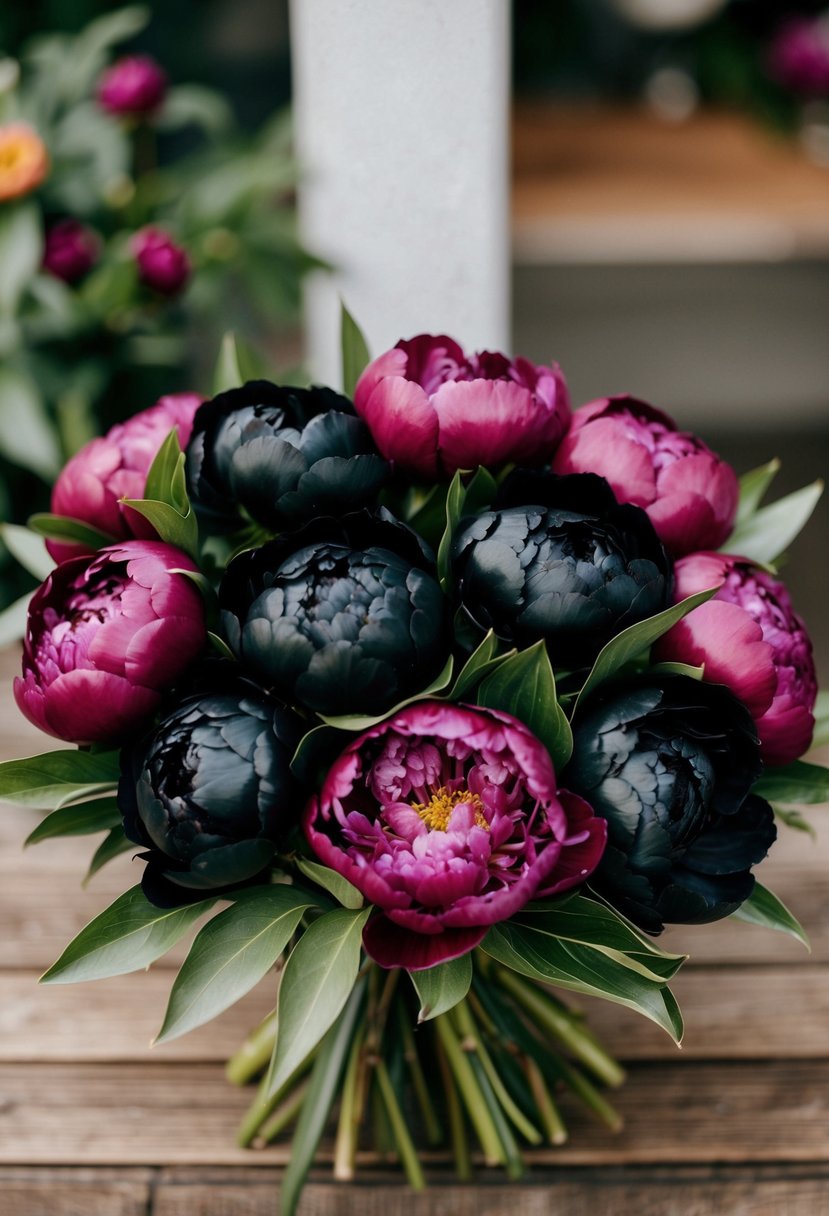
[[723, 480, 823, 566], [213, 331, 262, 393], [83, 827, 135, 884], [25, 797, 121, 846], [208, 630, 236, 661], [340, 301, 371, 398], [731, 882, 809, 950], [41, 885, 215, 983], [409, 954, 472, 1022], [0, 749, 119, 809], [574, 587, 719, 712], [119, 498, 199, 561], [28, 513, 115, 550], [449, 630, 513, 700], [736, 459, 780, 526], [156, 886, 317, 1043], [477, 640, 573, 771], [437, 470, 466, 591], [265, 906, 370, 1098], [295, 859, 363, 909], [754, 760, 829, 806], [143, 428, 189, 512], [647, 661, 704, 681]]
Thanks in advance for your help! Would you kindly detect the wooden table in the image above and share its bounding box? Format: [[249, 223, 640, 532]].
[[2, 647, 829, 1214]]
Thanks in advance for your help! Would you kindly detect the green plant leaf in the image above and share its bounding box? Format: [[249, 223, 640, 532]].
[[0, 591, 31, 647], [437, 470, 466, 591], [213, 331, 261, 393], [477, 640, 573, 771], [811, 691, 829, 749], [143, 428, 187, 508], [574, 586, 720, 713], [83, 826, 135, 884], [265, 905, 370, 1098], [279, 979, 366, 1216], [41, 885, 215, 983], [0, 523, 54, 580], [25, 797, 121, 846], [754, 760, 829, 806], [449, 630, 514, 700], [0, 749, 119, 809], [120, 498, 199, 560], [482, 918, 684, 1043], [340, 301, 371, 398], [0, 368, 61, 480], [647, 661, 704, 681], [736, 459, 780, 526], [319, 653, 454, 732], [723, 480, 823, 566], [156, 886, 317, 1043], [296, 859, 363, 909], [0, 203, 42, 317], [409, 954, 472, 1022], [731, 882, 809, 950], [28, 513, 116, 550], [773, 805, 815, 838]]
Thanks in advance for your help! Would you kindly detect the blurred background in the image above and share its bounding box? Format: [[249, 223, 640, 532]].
[[0, 0, 827, 672]]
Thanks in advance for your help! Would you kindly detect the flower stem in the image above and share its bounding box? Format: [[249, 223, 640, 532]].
[[225, 1009, 277, 1087], [522, 1054, 568, 1145], [495, 967, 625, 1088], [551, 1056, 624, 1133], [436, 1031, 472, 1181], [397, 999, 442, 1145], [333, 1022, 366, 1180], [235, 1052, 315, 1147], [452, 999, 541, 1145], [464, 1047, 524, 1181], [375, 1057, 427, 1192], [259, 1078, 310, 1145], [434, 1012, 505, 1166]]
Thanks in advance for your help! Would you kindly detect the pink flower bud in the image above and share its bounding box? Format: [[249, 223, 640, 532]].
[[42, 219, 100, 284], [132, 227, 190, 296], [97, 55, 168, 117]]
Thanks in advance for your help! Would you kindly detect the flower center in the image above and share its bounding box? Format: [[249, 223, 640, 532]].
[[410, 786, 488, 832]]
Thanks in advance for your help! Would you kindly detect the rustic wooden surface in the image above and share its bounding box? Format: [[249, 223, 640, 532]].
[[1, 646, 828, 1213]]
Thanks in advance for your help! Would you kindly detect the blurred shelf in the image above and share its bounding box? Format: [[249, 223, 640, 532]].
[[512, 103, 829, 264]]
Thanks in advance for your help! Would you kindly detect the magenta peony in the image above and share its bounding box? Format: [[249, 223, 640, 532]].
[[14, 541, 206, 746], [96, 54, 168, 117], [354, 335, 570, 480], [48, 392, 203, 564], [768, 18, 829, 97], [551, 395, 738, 557], [654, 552, 818, 766], [132, 227, 191, 296], [42, 219, 100, 284], [305, 701, 606, 969]]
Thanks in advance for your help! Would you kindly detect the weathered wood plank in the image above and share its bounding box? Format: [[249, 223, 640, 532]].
[[0, 1168, 153, 1216], [1, 1060, 828, 1166], [153, 1167, 829, 1216], [2, 964, 827, 1063]]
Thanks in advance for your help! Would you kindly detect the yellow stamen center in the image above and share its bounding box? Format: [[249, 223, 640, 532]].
[[411, 786, 488, 832]]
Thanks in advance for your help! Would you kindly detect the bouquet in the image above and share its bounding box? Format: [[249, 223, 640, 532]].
[[2, 310, 826, 1215], [0, 5, 312, 619]]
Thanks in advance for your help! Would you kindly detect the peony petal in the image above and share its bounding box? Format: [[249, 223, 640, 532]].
[[38, 670, 159, 744], [434, 378, 563, 474], [552, 417, 658, 508], [354, 366, 439, 478], [362, 914, 486, 970]]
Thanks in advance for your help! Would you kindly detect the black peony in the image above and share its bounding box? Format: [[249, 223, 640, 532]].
[[450, 471, 672, 669], [564, 674, 776, 933], [219, 510, 449, 717], [185, 380, 389, 531]]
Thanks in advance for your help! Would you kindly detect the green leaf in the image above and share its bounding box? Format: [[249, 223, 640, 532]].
[[25, 797, 121, 846], [119, 498, 199, 561], [409, 954, 472, 1022], [731, 882, 809, 950], [319, 652, 454, 732], [811, 691, 829, 749], [574, 587, 720, 713], [773, 805, 815, 838], [340, 301, 371, 398], [477, 640, 573, 771], [736, 459, 780, 526], [143, 429, 188, 509], [482, 917, 684, 1043], [156, 886, 317, 1043], [213, 331, 253, 394], [754, 760, 829, 806], [647, 661, 704, 681], [0, 523, 54, 580], [265, 906, 370, 1098], [41, 885, 215, 983], [0, 368, 61, 480], [0, 203, 42, 317], [28, 513, 116, 550], [83, 826, 135, 884], [0, 750, 120, 809], [449, 631, 513, 700], [0, 591, 31, 647], [154, 84, 233, 134], [208, 630, 235, 661], [279, 980, 366, 1216], [296, 859, 363, 909], [723, 480, 823, 566], [437, 471, 465, 591]]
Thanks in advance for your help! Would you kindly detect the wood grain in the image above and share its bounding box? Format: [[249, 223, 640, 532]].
[[0, 1169, 152, 1216]]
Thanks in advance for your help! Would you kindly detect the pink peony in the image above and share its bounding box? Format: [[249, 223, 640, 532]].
[[42, 219, 100, 284], [132, 227, 190, 296], [305, 701, 606, 969], [48, 392, 204, 564], [354, 335, 570, 480], [97, 55, 168, 117], [14, 541, 206, 746], [654, 552, 817, 766], [768, 18, 829, 97], [551, 395, 738, 557]]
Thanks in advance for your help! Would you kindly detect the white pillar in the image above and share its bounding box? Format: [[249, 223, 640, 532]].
[[290, 0, 511, 386]]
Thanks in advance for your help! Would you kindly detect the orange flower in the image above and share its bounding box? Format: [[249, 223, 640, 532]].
[[0, 123, 49, 202]]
